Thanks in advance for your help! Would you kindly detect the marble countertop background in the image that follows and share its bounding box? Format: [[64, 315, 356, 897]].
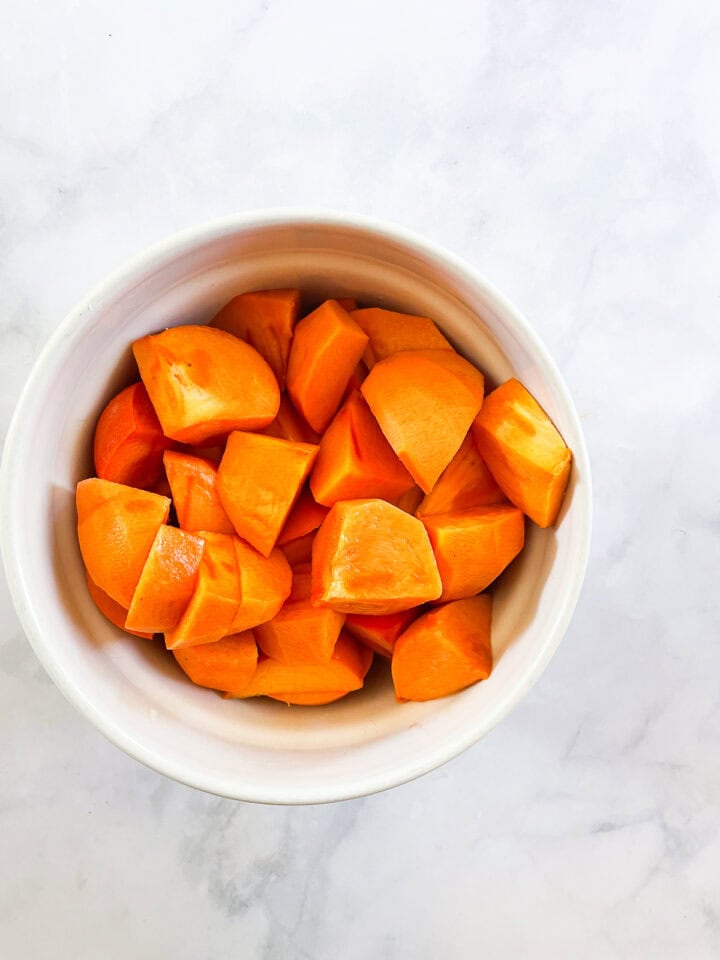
[[1, 1, 719, 957]]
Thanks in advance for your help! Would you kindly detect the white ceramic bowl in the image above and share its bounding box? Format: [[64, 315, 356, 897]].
[[0, 210, 591, 804]]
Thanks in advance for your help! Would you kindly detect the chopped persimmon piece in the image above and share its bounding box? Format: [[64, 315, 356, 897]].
[[94, 382, 173, 489], [312, 499, 441, 614], [351, 307, 452, 367], [423, 505, 525, 601], [278, 486, 329, 545], [286, 300, 369, 433], [361, 349, 484, 493], [217, 432, 318, 556], [133, 325, 279, 444], [164, 451, 234, 534], [174, 631, 258, 691], [261, 394, 320, 445], [209, 288, 300, 389], [125, 525, 205, 633], [255, 598, 345, 664], [392, 596, 492, 701], [279, 530, 316, 566], [472, 378, 572, 528], [344, 609, 418, 658], [165, 532, 240, 649], [85, 571, 153, 639], [76, 478, 170, 608], [230, 540, 292, 633], [310, 391, 415, 507], [226, 632, 371, 699], [416, 433, 506, 517]]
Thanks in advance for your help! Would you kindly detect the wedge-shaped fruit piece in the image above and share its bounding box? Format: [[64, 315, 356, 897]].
[[209, 288, 300, 389], [76, 478, 170, 608], [416, 433, 506, 517], [164, 451, 234, 534], [226, 632, 372, 699], [392, 595, 492, 701], [125, 525, 205, 633], [217, 431, 318, 556], [286, 300, 369, 433], [174, 631, 258, 691], [261, 394, 320, 444], [344, 609, 418, 658], [133, 325, 279, 444], [361, 349, 484, 493], [279, 530, 316, 566], [312, 499, 441, 614], [230, 539, 292, 633], [351, 307, 452, 367], [94, 382, 173, 489], [310, 391, 415, 507], [255, 596, 345, 664], [278, 486, 329, 545], [165, 532, 240, 649], [423, 505, 525, 601], [85, 572, 152, 639], [472, 378, 572, 528]]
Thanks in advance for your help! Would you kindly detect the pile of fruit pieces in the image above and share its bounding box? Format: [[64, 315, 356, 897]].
[[76, 290, 572, 705]]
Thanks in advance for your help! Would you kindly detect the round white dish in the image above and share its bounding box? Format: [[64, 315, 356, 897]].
[[0, 210, 592, 804]]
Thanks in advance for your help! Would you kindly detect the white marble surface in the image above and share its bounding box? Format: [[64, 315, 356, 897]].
[[1, 0, 719, 956]]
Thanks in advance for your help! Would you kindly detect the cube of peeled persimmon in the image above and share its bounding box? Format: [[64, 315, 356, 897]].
[[261, 394, 320, 445], [174, 631, 258, 691], [344, 609, 418, 658], [132, 325, 279, 444], [76, 478, 170, 608], [163, 451, 234, 534], [472, 378, 572, 528], [415, 433, 506, 517], [312, 499, 442, 614], [125, 525, 205, 633], [286, 300, 369, 433], [350, 307, 452, 367], [254, 599, 345, 664], [164, 532, 240, 649], [225, 632, 372, 704], [277, 486, 329, 545], [209, 288, 301, 389], [279, 530, 317, 566], [310, 391, 415, 507], [217, 432, 318, 557], [229, 539, 292, 634], [422, 505, 525, 601], [93, 382, 173, 489], [392, 596, 493, 701], [361, 349, 485, 493]]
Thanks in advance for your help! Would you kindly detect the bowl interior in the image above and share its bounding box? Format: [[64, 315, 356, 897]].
[[3, 216, 590, 802]]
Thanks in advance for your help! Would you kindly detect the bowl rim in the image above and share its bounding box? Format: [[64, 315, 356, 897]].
[[0, 207, 593, 803]]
